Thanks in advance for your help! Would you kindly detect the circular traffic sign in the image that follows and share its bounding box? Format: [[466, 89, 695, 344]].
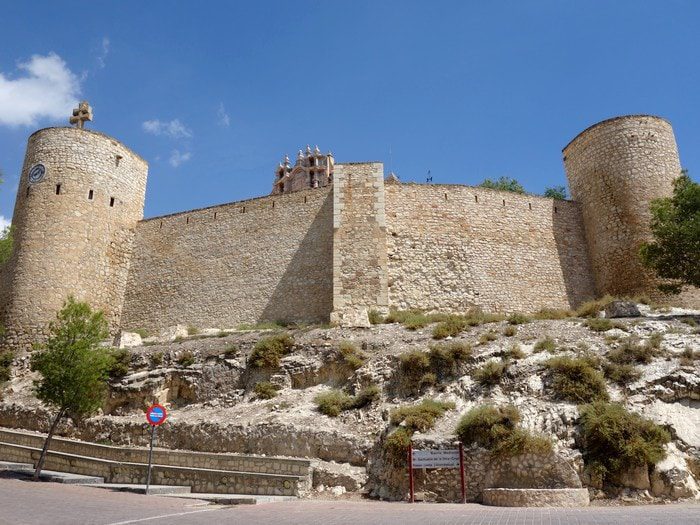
[[146, 404, 167, 426]]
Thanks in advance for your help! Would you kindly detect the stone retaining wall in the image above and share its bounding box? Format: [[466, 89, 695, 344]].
[[0, 442, 303, 496], [482, 488, 590, 507]]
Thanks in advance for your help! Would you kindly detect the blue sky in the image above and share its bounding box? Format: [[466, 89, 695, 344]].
[[1, 0, 699, 223]]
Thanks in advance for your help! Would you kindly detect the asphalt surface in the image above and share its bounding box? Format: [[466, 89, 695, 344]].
[[0, 476, 698, 525]]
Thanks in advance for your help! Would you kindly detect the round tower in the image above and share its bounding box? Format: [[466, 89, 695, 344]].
[[563, 115, 681, 299], [1, 124, 148, 349]]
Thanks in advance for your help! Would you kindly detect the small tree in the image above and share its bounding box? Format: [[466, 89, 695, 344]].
[[0, 225, 13, 266], [30, 297, 112, 480], [479, 176, 525, 194], [543, 186, 567, 200], [640, 171, 700, 292]]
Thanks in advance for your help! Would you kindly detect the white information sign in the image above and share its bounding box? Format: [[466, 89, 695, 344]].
[[411, 449, 461, 468]]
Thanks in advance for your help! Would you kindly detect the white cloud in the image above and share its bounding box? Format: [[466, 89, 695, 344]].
[[0, 53, 80, 127], [217, 102, 230, 127], [0, 216, 10, 231], [142, 118, 192, 139], [97, 37, 110, 69], [169, 149, 191, 167]]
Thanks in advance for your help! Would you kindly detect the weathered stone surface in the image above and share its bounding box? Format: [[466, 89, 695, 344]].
[[650, 444, 700, 500], [116, 331, 142, 348], [312, 460, 367, 492], [159, 325, 189, 342], [482, 488, 589, 507], [604, 301, 642, 319], [614, 465, 651, 490]]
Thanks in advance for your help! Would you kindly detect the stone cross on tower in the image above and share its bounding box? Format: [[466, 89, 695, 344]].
[[69, 101, 93, 129]]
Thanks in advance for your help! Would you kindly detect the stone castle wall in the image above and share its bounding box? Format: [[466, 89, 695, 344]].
[[384, 183, 596, 313], [331, 163, 389, 324], [0, 128, 147, 348], [120, 186, 333, 334], [563, 115, 681, 299]]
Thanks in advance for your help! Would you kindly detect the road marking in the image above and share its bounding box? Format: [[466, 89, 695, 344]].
[[105, 508, 219, 525]]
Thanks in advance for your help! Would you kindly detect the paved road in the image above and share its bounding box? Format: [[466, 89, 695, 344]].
[[1, 476, 698, 525]]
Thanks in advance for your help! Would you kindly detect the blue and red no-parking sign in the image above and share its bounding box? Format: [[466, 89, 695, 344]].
[[146, 404, 167, 426]]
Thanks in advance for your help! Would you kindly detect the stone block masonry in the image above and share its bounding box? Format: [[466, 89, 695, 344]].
[[121, 187, 333, 334]]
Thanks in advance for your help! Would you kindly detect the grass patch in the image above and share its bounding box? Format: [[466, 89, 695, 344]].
[[132, 328, 149, 339], [315, 385, 381, 416], [384, 427, 412, 464], [108, 349, 131, 379], [236, 321, 285, 331], [224, 344, 239, 358], [680, 347, 699, 366], [177, 350, 195, 367], [186, 325, 199, 336], [575, 295, 615, 318], [248, 334, 295, 368], [432, 316, 468, 339], [507, 313, 530, 325], [254, 381, 281, 399], [455, 405, 552, 457], [532, 308, 575, 320], [473, 360, 507, 386], [579, 401, 671, 483], [545, 356, 608, 403], [384, 309, 433, 330], [478, 330, 498, 345], [584, 318, 618, 332], [533, 336, 557, 353], [150, 351, 163, 366], [338, 341, 367, 370], [368, 309, 384, 325], [502, 325, 517, 337], [0, 351, 13, 382], [504, 344, 525, 360]]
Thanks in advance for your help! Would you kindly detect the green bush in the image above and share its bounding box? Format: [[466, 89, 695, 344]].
[[455, 404, 552, 457], [680, 346, 699, 366], [249, 334, 295, 368], [0, 351, 13, 382], [316, 385, 381, 416], [504, 344, 525, 360], [384, 427, 412, 463], [350, 385, 381, 409], [133, 328, 149, 339], [428, 341, 472, 380], [315, 390, 353, 417], [533, 336, 557, 353], [397, 350, 430, 387], [338, 341, 366, 370], [186, 325, 199, 336], [507, 313, 530, 325], [390, 399, 455, 432], [368, 309, 384, 325], [432, 316, 468, 339], [384, 309, 431, 330], [479, 176, 525, 194], [254, 381, 281, 399], [579, 402, 671, 482], [607, 337, 659, 365], [603, 362, 641, 386], [473, 360, 507, 386], [150, 351, 163, 366], [224, 344, 239, 358], [177, 350, 195, 367], [545, 356, 608, 403], [108, 349, 131, 378]]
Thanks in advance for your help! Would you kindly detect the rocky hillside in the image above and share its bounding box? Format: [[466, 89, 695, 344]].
[[1, 301, 698, 502]]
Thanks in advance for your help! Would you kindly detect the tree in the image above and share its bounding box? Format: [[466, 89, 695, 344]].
[[0, 226, 13, 266], [640, 171, 700, 293], [30, 297, 112, 480], [543, 186, 567, 200], [479, 176, 526, 194]]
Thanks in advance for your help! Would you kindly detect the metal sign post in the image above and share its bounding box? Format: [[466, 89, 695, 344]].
[[408, 445, 466, 503], [145, 404, 167, 496]]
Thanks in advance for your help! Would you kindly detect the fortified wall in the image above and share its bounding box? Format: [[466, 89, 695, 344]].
[[1, 111, 697, 346]]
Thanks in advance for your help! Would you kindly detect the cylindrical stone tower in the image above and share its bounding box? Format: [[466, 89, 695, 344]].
[[563, 115, 681, 299], [0, 127, 148, 349]]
